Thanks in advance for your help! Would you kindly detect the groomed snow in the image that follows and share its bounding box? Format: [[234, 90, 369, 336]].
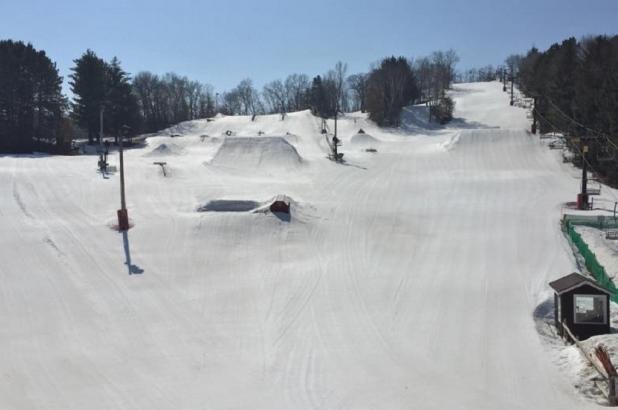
[[576, 226, 618, 280], [0, 82, 608, 409]]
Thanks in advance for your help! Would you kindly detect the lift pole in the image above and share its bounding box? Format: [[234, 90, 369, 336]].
[[502, 68, 507, 92], [531, 96, 538, 134], [578, 143, 589, 210], [117, 125, 130, 230], [99, 107, 104, 146], [334, 107, 338, 140]]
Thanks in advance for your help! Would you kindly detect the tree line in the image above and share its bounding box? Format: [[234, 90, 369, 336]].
[[222, 51, 458, 127], [511, 35, 618, 184], [0, 39, 459, 153], [0, 40, 67, 152]]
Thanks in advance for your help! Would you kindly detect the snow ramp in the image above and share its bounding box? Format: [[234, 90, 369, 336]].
[[210, 136, 303, 170], [350, 133, 380, 146]]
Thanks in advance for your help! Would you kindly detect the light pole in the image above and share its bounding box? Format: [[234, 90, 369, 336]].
[[99, 106, 104, 146], [117, 125, 130, 231]]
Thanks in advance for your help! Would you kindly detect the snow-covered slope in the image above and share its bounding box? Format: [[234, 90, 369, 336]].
[[0, 82, 606, 409]]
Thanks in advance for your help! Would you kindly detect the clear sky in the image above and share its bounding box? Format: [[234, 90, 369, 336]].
[[1, 0, 617, 93]]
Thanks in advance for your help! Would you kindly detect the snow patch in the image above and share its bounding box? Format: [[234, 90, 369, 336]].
[[575, 226, 618, 280]]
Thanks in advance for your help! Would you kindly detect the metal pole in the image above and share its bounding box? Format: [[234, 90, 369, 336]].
[[99, 107, 104, 146], [215, 93, 219, 114], [510, 76, 514, 106], [582, 144, 588, 195], [334, 107, 337, 139], [116, 126, 130, 231], [119, 134, 126, 211], [531, 96, 537, 134], [502, 68, 507, 92]]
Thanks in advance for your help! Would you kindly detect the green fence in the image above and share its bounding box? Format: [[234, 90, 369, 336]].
[[563, 214, 618, 230], [564, 219, 618, 302]]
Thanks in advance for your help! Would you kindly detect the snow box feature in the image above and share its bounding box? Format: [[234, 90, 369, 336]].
[[197, 195, 294, 217], [198, 200, 260, 212], [210, 137, 302, 170]]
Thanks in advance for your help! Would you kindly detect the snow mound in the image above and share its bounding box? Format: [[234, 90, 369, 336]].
[[210, 137, 302, 170], [350, 133, 380, 146], [145, 143, 184, 156]]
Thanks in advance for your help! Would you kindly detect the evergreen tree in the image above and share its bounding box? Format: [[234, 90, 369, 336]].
[[517, 35, 618, 184], [310, 75, 332, 118], [69, 50, 108, 143], [0, 40, 65, 153], [106, 57, 140, 143]]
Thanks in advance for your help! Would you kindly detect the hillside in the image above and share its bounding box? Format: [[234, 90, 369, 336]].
[[0, 82, 613, 409]]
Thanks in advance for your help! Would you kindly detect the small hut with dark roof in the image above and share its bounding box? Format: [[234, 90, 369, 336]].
[[549, 272, 611, 340]]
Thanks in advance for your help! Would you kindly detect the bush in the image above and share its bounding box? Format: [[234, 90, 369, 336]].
[[430, 96, 455, 124]]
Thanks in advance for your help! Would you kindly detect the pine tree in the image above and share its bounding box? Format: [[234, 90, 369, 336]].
[[0, 40, 65, 153], [69, 50, 108, 143], [106, 57, 140, 143]]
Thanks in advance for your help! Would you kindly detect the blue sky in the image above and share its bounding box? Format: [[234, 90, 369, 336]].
[[1, 0, 617, 93]]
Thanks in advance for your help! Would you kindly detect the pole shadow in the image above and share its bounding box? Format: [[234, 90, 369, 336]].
[[122, 230, 144, 275]]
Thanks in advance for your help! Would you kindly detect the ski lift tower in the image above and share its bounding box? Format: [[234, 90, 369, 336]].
[[577, 142, 590, 210]]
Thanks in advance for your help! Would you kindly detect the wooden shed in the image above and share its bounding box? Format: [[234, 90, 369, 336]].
[[549, 272, 611, 340]]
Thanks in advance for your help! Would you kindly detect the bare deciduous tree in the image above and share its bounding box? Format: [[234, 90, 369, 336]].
[[263, 80, 288, 117], [284, 73, 310, 112], [347, 73, 368, 112]]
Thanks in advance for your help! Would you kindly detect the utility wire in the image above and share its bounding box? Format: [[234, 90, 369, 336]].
[[516, 81, 618, 151], [519, 84, 618, 202], [544, 97, 618, 151]]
